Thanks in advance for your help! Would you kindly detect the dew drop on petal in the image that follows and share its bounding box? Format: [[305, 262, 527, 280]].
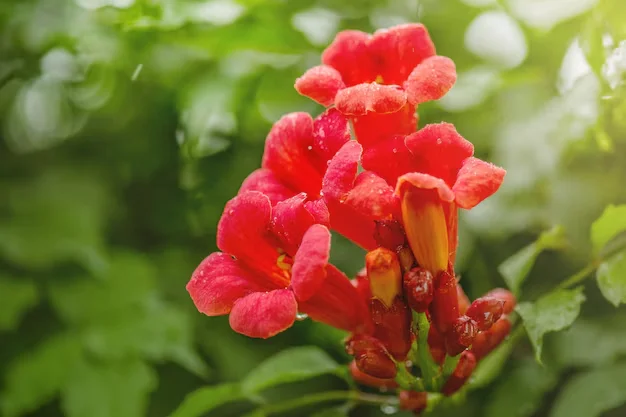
[[296, 312, 309, 321], [381, 404, 398, 415], [307, 145, 313, 150]]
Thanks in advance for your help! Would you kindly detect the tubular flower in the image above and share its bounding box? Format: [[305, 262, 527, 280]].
[[187, 191, 370, 338], [295, 24, 456, 147]]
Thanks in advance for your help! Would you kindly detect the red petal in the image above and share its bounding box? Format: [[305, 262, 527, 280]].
[[312, 108, 351, 161], [322, 30, 374, 86], [335, 83, 407, 116], [404, 56, 457, 105], [299, 265, 372, 333], [404, 123, 474, 186], [295, 65, 346, 107], [304, 198, 330, 227], [239, 169, 295, 206], [217, 191, 289, 287], [270, 193, 315, 256], [262, 112, 324, 197], [291, 224, 331, 301], [351, 103, 417, 148], [452, 157, 506, 209], [361, 135, 417, 184], [229, 289, 297, 338], [187, 253, 268, 316], [396, 172, 455, 203], [368, 23, 436, 85], [345, 171, 401, 220]]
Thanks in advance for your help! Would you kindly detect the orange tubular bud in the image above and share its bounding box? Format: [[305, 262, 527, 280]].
[[366, 248, 402, 308], [371, 298, 412, 360], [442, 351, 476, 396], [349, 361, 398, 389]]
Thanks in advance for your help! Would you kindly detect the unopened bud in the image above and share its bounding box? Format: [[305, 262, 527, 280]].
[[374, 220, 406, 250], [399, 391, 428, 415], [484, 288, 516, 314], [371, 298, 412, 360], [398, 246, 416, 272], [466, 297, 504, 331], [429, 271, 460, 335], [428, 325, 446, 365], [366, 248, 402, 308], [445, 316, 478, 356], [349, 361, 398, 389], [457, 284, 471, 315], [471, 316, 512, 360], [404, 267, 434, 312], [442, 351, 476, 396], [355, 349, 397, 379]]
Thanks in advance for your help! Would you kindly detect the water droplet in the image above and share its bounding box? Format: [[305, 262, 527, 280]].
[[405, 360, 413, 367], [229, 209, 234, 215], [380, 404, 398, 415], [392, 148, 398, 153], [296, 312, 308, 321], [436, 138, 443, 145]]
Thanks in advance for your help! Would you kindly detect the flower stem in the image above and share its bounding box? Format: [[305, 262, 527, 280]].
[[556, 262, 597, 290], [257, 390, 398, 416]]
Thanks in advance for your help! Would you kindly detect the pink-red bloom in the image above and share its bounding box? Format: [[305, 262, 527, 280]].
[[187, 191, 369, 338]]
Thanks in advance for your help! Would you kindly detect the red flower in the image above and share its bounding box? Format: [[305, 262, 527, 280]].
[[187, 191, 370, 338], [295, 24, 456, 147]]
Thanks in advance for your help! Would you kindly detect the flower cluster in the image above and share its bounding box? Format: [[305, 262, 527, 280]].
[[187, 23, 514, 413]]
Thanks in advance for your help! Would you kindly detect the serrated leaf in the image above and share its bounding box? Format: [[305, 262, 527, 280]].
[[0, 276, 38, 331], [498, 226, 566, 295], [169, 383, 244, 417], [0, 333, 82, 417], [591, 205, 626, 254], [61, 358, 157, 417], [485, 359, 558, 417], [242, 346, 339, 394], [551, 362, 626, 417], [516, 287, 586, 362], [596, 251, 626, 306]]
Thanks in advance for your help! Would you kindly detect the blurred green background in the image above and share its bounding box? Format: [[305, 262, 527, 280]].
[[1, 0, 626, 416]]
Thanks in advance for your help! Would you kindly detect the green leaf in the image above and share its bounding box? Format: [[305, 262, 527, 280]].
[[0, 275, 38, 331], [498, 226, 566, 294], [169, 383, 244, 417], [596, 251, 626, 306], [241, 346, 339, 394], [516, 287, 586, 363], [550, 362, 626, 417], [311, 408, 350, 417], [591, 205, 626, 254], [0, 333, 82, 417], [61, 358, 157, 417], [485, 359, 558, 417]]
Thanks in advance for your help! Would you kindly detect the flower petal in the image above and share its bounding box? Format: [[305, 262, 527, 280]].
[[291, 224, 331, 301], [368, 23, 436, 85], [404, 56, 457, 105], [304, 198, 330, 226], [404, 123, 474, 186], [299, 265, 373, 333], [295, 65, 346, 107], [452, 157, 506, 209], [312, 108, 351, 161], [187, 253, 268, 316], [396, 172, 455, 203], [351, 103, 417, 148], [239, 168, 295, 206], [345, 171, 401, 220], [322, 30, 374, 86], [229, 289, 298, 338], [270, 193, 316, 256], [362, 135, 418, 184], [335, 83, 407, 116], [217, 191, 289, 287], [262, 112, 324, 197]]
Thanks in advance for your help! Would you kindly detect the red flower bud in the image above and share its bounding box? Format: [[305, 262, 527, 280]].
[[466, 297, 504, 331], [445, 315, 478, 356], [430, 271, 460, 335], [427, 325, 446, 365], [457, 284, 471, 315], [404, 267, 434, 312], [399, 391, 428, 415], [484, 288, 516, 314], [345, 334, 385, 355], [471, 316, 512, 361], [374, 219, 406, 250], [349, 361, 398, 389], [355, 349, 397, 379], [441, 351, 476, 396], [371, 298, 412, 360]]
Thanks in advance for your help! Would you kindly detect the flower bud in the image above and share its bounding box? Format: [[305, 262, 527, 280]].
[[429, 271, 460, 335], [404, 267, 434, 312], [374, 219, 406, 250], [355, 350, 397, 379], [398, 246, 416, 272], [471, 316, 512, 360], [484, 288, 516, 314], [371, 298, 412, 360], [399, 391, 428, 415], [457, 284, 471, 315], [445, 316, 478, 356], [366, 248, 402, 308], [466, 297, 504, 331], [428, 325, 446, 365], [441, 351, 476, 396], [349, 361, 398, 389]]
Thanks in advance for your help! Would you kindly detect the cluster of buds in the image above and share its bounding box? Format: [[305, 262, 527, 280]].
[[187, 22, 512, 414]]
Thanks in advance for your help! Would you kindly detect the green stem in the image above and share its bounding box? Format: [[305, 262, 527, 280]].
[[257, 390, 398, 416], [556, 262, 597, 290]]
